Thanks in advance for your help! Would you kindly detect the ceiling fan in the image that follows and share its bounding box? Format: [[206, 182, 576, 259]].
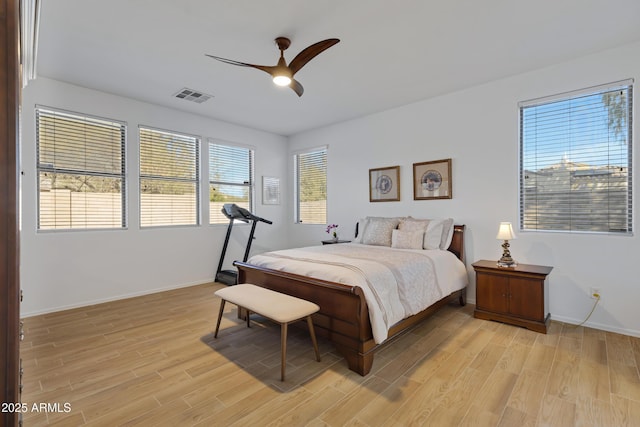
[[205, 37, 340, 97]]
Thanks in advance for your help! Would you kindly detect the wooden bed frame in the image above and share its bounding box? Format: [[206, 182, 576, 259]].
[[234, 224, 466, 376]]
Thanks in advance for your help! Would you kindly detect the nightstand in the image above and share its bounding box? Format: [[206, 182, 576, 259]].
[[321, 239, 352, 245], [472, 260, 553, 333]]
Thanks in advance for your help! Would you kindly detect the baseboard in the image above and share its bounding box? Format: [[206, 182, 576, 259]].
[[23, 288, 640, 339], [549, 314, 639, 338], [466, 299, 639, 339], [21, 279, 217, 318]]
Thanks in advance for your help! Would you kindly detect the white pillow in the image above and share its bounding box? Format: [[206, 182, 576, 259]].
[[419, 218, 455, 249], [391, 229, 424, 249], [439, 218, 455, 249], [362, 217, 401, 246], [424, 220, 444, 249]]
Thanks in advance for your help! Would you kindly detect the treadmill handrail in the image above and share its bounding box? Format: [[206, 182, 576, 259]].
[[221, 203, 272, 224]]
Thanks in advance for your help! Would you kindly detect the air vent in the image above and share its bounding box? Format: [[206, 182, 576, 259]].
[[173, 88, 213, 104]]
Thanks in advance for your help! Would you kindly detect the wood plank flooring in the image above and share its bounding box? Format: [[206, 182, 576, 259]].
[[20, 282, 640, 426]]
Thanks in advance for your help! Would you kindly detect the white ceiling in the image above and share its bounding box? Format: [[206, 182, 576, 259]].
[[37, 0, 640, 136]]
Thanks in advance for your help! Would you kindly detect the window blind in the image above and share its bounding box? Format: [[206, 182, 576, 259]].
[[209, 143, 254, 224], [519, 81, 633, 234], [36, 107, 126, 230], [295, 147, 327, 224], [139, 127, 199, 227]]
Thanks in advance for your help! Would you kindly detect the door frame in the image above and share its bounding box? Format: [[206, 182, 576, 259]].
[[1, 0, 21, 425]]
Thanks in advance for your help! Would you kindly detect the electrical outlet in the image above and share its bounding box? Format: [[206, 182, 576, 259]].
[[590, 287, 601, 299]]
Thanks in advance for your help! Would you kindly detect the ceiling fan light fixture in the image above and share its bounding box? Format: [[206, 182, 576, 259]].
[[206, 37, 339, 96], [273, 75, 292, 86]]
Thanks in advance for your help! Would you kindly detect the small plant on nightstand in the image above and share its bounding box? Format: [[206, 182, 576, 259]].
[[326, 223, 339, 241]]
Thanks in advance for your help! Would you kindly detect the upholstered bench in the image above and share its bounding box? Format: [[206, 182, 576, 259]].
[[214, 283, 321, 381]]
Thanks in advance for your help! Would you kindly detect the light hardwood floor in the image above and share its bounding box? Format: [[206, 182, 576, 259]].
[[20, 282, 640, 426]]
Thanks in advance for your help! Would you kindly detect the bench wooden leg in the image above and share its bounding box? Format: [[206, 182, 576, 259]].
[[307, 316, 321, 362], [246, 309, 251, 328], [214, 299, 226, 338], [281, 322, 287, 381]]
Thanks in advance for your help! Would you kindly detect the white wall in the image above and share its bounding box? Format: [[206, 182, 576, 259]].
[[288, 41, 640, 338], [22, 40, 640, 338], [21, 77, 288, 316]]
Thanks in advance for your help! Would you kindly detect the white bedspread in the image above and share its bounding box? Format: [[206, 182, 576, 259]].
[[247, 243, 468, 343]]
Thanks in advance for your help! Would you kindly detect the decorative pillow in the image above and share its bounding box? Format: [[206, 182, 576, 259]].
[[398, 218, 430, 232], [362, 217, 401, 246], [424, 220, 444, 249], [391, 229, 424, 249]]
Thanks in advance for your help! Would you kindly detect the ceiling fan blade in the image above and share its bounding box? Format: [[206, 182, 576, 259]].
[[205, 54, 276, 76], [290, 79, 304, 97], [288, 39, 340, 76]]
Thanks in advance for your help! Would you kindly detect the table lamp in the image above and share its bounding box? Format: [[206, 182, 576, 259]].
[[496, 222, 517, 267]]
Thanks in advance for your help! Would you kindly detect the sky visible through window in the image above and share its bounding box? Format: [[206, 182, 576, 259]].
[[521, 91, 629, 170], [209, 144, 251, 198], [210, 145, 249, 182]]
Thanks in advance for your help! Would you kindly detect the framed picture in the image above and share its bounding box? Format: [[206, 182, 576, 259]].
[[262, 176, 280, 205], [369, 165, 400, 202], [413, 159, 452, 200]]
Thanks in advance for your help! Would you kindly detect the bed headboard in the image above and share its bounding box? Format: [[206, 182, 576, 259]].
[[449, 224, 465, 264], [354, 222, 465, 264]]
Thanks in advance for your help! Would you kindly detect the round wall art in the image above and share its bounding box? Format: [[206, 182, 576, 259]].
[[376, 174, 393, 194], [369, 166, 400, 202], [421, 170, 442, 192], [413, 159, 452, 200]]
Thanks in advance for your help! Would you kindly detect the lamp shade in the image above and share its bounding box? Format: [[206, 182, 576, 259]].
[[496, 222, 516, 240]]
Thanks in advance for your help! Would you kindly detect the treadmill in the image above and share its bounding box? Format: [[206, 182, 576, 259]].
[[215, 203, 272, 285]]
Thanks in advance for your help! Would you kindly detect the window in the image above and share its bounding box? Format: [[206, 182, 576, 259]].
[[294, 147, 327, 224], [209, 142, 254, 224], [139, 127, 199, 227], [519, 80, 633, 234], [36, 107, 126, 230]]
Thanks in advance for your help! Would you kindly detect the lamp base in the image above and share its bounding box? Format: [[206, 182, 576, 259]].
[[498, 240, 516, 267], [497, 259, 517, 268]]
